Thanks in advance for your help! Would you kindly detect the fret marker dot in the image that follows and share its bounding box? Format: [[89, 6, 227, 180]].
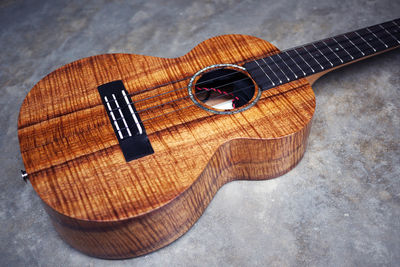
[[334, 47, 340, 51]]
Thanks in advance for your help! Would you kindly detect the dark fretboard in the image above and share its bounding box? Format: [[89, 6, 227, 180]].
[[244, 18, 400, 90]]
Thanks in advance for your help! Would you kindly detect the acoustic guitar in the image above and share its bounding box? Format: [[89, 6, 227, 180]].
[[18, 18, 399, 259]]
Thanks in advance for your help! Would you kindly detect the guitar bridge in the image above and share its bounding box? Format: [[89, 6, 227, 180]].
[[98, 80, 154, 162]]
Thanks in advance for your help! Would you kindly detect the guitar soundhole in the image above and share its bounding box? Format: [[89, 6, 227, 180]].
[[188, 64, 260, 115]]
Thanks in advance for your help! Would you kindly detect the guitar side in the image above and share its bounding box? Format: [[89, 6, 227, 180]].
[[18, 34, 315, 258]]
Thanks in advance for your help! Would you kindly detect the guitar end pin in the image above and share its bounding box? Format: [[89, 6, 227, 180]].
[[21, 170, 28, 183]]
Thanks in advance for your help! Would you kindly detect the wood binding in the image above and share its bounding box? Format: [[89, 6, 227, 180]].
[[18, 34, 315, 258]]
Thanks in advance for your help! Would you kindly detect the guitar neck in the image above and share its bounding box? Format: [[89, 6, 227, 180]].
[[245, 18, 400, 88]]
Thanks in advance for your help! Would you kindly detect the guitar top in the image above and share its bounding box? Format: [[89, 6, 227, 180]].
[[18, 18, 400, 258]]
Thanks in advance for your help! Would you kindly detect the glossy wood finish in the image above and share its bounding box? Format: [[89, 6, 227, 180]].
[[18, 35, 315, 258]]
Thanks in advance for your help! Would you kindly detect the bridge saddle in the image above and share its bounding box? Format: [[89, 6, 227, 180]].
[[98, 80, 154, 162]]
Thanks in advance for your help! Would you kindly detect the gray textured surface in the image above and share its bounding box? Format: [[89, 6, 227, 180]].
[[1, 0, 399, 266]]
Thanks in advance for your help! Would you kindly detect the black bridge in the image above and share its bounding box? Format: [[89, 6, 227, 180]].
[[98, 80, 154, 162]]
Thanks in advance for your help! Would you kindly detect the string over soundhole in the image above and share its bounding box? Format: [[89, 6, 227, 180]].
[[188, 64, 261, 115]]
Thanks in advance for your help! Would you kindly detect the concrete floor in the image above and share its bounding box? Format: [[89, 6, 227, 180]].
[[1, 0, 399, 266]]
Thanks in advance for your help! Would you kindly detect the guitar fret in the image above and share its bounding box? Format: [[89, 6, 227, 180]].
[[344, 34, 365, 56], [393, 20, 400, 30], [379, 24, 400, 44], [326, 39, 351, 61], [260, 58, 282, 84], [371, 24, 400, 47], [286, 49, 314, 75], [322, 39, 344, 63], [361, 27, 391, 51], [312, 43, 333, 67], [303, 46, 324, 70], [366, 27, 388, 48], [336, 34, 365, 60], [294, 48, 315, 73], [276, 53, 298, 78], [268, 56, 290, 81], [333, 37, 354, 59], [391, 21, 400, 41], [354, 31, 376, 52], [283, 51, 306, 76], [243, 60, 276, 90], [254, 59, 276, 86], [346, 31, 375, 56], [314, 41, 342, 66], [244, 18, 400, 91]]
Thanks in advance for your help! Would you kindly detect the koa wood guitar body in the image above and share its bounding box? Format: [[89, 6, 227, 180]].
[[18, 19, 399, 258]]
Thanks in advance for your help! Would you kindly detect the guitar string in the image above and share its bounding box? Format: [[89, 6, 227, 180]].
[[108, 25, 396, 122], [112, 29, 399, 134], [120, 25, 392, 130], [113, 81, 290, 135], [114, 31, 399, 133], [128, 22, 398, 100], [131, 82, 287, 128], [108, 30, 399, 118], [108, 28, 399, 131], [121, 79, 307, 132], [111, 29, 398, 120], [106, 22, 398, 108]]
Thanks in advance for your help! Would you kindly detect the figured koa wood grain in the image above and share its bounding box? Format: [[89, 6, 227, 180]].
[[18, 34, 315, 258]]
